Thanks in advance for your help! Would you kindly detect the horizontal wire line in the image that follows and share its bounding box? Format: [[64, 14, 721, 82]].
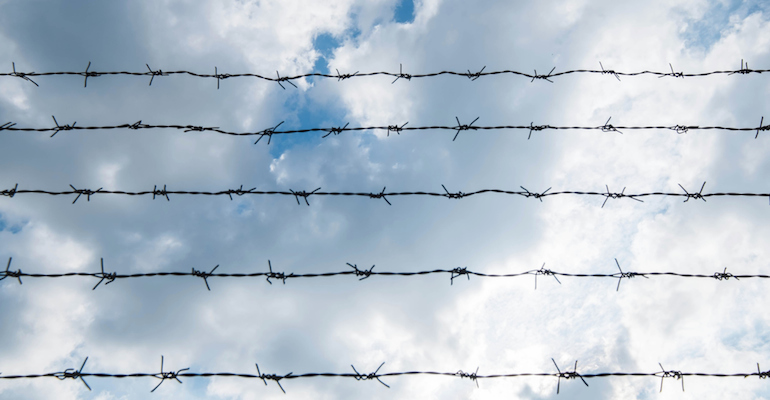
[[2, 118, 768, 141], [0, 258, 761, 290], [0, 356, 767, 394], [1, 182, 768, 205], [1, 60, 767, 88]]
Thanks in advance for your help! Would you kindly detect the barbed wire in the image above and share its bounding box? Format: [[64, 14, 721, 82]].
[[2, 258, 767, 291], [3, 115, 769, 141], [2, 182, 770, 206], [2, 60, 767, 88], [1, 356, 767, 394]]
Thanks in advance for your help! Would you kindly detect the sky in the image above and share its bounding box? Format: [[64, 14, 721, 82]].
[[1, 0, 769, 399]]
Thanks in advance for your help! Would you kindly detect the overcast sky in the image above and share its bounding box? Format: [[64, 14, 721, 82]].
[[1, 0, 770, 399]]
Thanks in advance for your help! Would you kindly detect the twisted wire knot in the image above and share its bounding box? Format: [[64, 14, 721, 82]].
[[678, 182, 707, 203], [0, 122, 16, 131], [450, 267, 470, 285], [69, 185, 103, 204], [183, 125, 218, 133], [151, 356, 189, 393], [756, 116, 767, 139], [441, 184, 465, 199], [192, 264, 219, 291], [729, 59, 753, 75], [128, 120, 145, 130], [50, 115, 77, 137], [659, 63, 684, 79], [599, 61, 621, 81], [347, 263, 375, 280], [387, 122, 408, 136], [533, 263, 561, 289], [336, 68, 359, 81], [256, 363, 292, 393], [456, 367, 480, 387], [671, 125, 690, 134], [214, 66, 231, 89], [531, 66, 556, 83], [465, 66, 486, 81], [145, 63, 166, 86], [54, 357, 91, 390], [1, 257, 22, 285], [153, 184, 170, 201], [528, 122, 547, 139], [254, 121, 284, 145], [275, 71, 298, 89], [600, 116, 622, 134], [226, 185, 256, 200], [1, 183, 18, 198], [92, 258, 117, 290], [81, 62, 101, 87], [265, 260, 292, 284], [713, 267, 738, 281], [10, 62, 38, 86], [452, 116, 479, 141], [289, 188, 320, 206], [391, 63, 412, 84], [351, 362, 389, 388], [369, 187, 391, 205], [657, 363, 684, 392], [552, 359, 588, 394], [322, 122, 349, 138], [520, 186, 551, 202]]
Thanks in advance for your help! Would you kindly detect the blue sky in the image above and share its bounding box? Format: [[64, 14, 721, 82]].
[[1, 1, 770, 399]]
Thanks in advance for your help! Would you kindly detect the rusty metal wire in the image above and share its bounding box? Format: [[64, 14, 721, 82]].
[[2, 257, 768, 291], [3, 116, 769, 141], [2, 60, 767, 88], [2, 181, 770, 206], [1, 357, 767, 394]]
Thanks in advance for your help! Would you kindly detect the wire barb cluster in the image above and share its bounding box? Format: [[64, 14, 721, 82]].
[[5, 61, 768, 88], [3, 257, 768, 291]]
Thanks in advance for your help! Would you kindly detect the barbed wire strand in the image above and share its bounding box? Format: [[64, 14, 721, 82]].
[[1, 357, 768, 394], [2, 258, 767, 290], [2, 60, 767, 88], [3, 116, 769, 141], [3, 182, 770, 206]]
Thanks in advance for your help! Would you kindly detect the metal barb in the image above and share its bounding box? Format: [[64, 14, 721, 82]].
[[82, 62, 101, 88], [153, 184, 170, 201], [756, 116, 767, 139], [151, 356, 189, 393], [351, 362, 389, 388], [289, 187, 321, 206], [713, 267, 738, 281], [1, 183, 19, 198], [265, 260, 292, 284], [613, 258, 647, 291], [441, 184, 465, 199], [466, 66, 486, 81], [386, 122, 408, 137], [0, 122, 17, 131], [452, 116, 479, 141], [551, 359, 588, 395], [145, 64, 166, 86], [192, 264, 219, 291], [456, 367, 480, 387], [369, 187, 391, 205], [347, 263, 375, 280], [254, 121, 285, 145], [322, 122, 349, 138], [528, 122, 546, 140], [657, 363, 684, 392], [183, 125, 219, 133], [128, 120, 144, 130], [599, 61, 621, 81], [226, 185, 256, 200], [335, 68, 359, 81], [256, 363, 292, 393], [450, 267, 470, 285], [69, 184, 102, 204], [678, 181, 707, 202], [275, 71, 298, 89], [534, 263, 561, 289], [671, 125, 690, 134], [10, 62, 38, 86], [391, 63, 411, 84], [520, 186, 551, 202], [531, 66, 556, 83], [600, 116, 622, 134], [92, 258, 117, 290], [658, 63, 684, 79], [1, 257, 22, 285], [50, 115, 77, 137], [729, 59, 753, 75], [214, 66, 232, 89], [55, 357, 91, 391]]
